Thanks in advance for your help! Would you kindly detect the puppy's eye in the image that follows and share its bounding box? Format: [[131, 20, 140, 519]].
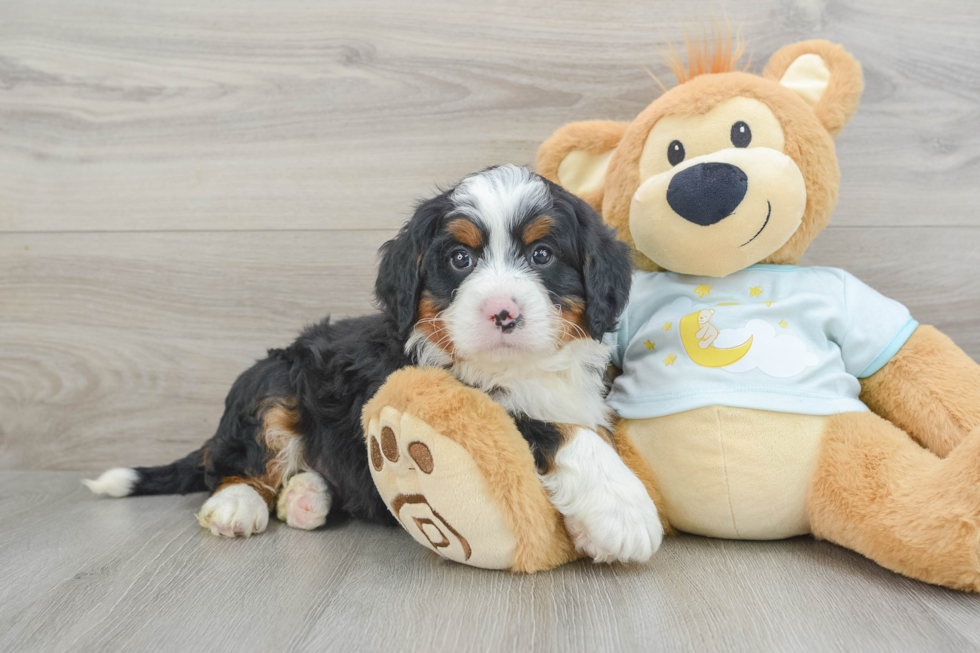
[[531, 246, 553, 266], [667, 140, 685, 166], [731, 121, 751, 148], [449, 249, 472, 270]]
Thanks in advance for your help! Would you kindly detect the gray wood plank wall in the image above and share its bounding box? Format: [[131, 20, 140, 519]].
[[2, 0, 979, 471]]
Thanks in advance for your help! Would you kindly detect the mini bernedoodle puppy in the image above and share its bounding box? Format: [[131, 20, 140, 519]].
[[86, 165, 663, 563]]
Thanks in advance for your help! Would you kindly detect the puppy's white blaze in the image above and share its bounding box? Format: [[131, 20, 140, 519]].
[[451, 165, 550, 242], [82, 468, 139, 498], [196, 484, 269, 538], [540, 428, 664, 563]]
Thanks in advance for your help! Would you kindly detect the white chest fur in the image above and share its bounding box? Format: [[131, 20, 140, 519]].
[[409, 332, 613, 430]]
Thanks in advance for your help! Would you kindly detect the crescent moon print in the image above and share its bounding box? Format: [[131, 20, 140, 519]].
[[679, 311, 753, 368]]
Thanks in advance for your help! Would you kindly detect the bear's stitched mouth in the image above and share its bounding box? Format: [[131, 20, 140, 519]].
[[739, 201, 772, 247]]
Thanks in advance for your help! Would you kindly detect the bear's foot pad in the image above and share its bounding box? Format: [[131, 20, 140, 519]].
[[366, 406, 518, 569]]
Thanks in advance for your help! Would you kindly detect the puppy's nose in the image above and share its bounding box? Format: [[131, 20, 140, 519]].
[[667, 162, 748, 226], [482, 298, 521, 334]]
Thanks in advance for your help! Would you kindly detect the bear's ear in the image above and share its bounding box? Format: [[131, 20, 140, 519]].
[[763, 40, 864, 138], [537, 120, 629, 211]]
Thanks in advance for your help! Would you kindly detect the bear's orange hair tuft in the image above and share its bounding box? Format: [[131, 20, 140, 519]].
[[658, 20, 750, 88]]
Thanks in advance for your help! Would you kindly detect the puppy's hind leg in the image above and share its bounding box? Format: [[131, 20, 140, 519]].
[[277, 471, 332, 530], [197, 482, 271, 538], [198, 386, 308, 538]]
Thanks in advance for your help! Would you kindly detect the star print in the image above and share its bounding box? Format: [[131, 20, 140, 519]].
[[644, 340, 656, 350], [749, 285, 763, 297], [662, 322, 672, 332], [663, 353, 677, 366], [693, 284, 712, 298], [779, 320, 788, 328], [765, 301, 776, 307]]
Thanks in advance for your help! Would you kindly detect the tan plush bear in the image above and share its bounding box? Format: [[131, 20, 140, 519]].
[[535, 37, 980, 590]]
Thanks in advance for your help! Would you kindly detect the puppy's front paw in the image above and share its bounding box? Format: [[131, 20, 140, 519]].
[[541, 428, 664, 564], [196, 484, 269, 538], [564, 491, 663, 564]]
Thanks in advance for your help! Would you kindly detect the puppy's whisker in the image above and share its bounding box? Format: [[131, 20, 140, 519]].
[[551, 303, 589, 342], [563, 318, 588, 340]]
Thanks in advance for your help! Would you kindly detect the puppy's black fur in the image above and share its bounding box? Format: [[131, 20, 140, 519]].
[[124, 170, 631, 525]]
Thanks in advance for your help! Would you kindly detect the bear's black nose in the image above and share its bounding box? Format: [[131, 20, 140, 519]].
[[666, 162, 748, 226]]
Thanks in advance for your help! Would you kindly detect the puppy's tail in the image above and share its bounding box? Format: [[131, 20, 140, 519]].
[[83, 446, 208, 498]]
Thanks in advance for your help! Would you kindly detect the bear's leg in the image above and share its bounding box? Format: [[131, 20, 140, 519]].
[[807, 411, 980, 591], [362, 367, 579, 572]]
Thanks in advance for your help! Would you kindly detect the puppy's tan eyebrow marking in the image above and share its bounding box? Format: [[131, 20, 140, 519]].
[[447, 219, 483, 248], [523, 215, 553, 244]]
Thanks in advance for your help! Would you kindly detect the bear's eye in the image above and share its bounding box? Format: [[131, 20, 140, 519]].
[[667, 140, 685, 166], [731, 121, 752, 148]]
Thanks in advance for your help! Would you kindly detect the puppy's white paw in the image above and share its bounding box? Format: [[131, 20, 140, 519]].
[[541, 428, 664, 564], [196, 484, 269, 538], [564, 487, 663, 564], [276, 472, 331, 530]]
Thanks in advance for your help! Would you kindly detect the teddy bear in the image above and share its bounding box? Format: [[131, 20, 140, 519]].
[[533, 37, 980, 590], [362, 37, 980, 591]]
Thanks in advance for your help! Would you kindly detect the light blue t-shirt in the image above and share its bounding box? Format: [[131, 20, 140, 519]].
[[605, 265, 918, 419]]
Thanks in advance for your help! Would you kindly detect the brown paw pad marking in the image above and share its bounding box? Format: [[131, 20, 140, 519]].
[[370, 422, 469, 561], [407, 441, 433, 474], [381, 426, 399, 462], [370, 436, 383, 471], [391, 494, 471, 561], [370, 436, 433, 475]]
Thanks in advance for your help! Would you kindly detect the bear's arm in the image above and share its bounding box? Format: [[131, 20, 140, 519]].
[[859, 325, 980, 457]]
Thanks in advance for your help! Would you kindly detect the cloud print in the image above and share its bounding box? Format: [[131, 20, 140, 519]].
[[714, 320, 818, 378]]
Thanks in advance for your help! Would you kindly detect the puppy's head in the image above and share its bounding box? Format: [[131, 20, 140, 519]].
[[375, 165, 631, 363]]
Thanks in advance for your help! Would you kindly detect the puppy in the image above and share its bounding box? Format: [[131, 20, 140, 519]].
[[85, 165, 663, 563]]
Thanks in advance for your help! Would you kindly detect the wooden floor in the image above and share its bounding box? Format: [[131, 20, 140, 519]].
[[2, 0, 980, 650], [0, 471, 977, 653]]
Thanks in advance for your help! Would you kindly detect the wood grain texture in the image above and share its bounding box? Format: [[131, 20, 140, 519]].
[[0, 471, 978, 653], [0, 230, 389, 470], [0, 0, 978, 233]]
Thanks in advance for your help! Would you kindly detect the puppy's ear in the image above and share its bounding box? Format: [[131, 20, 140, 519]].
[[537, 121, 629, 212], [763, 40, 863, 138], [567, 190, 633, 339], [375, 196, 445, 337]]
